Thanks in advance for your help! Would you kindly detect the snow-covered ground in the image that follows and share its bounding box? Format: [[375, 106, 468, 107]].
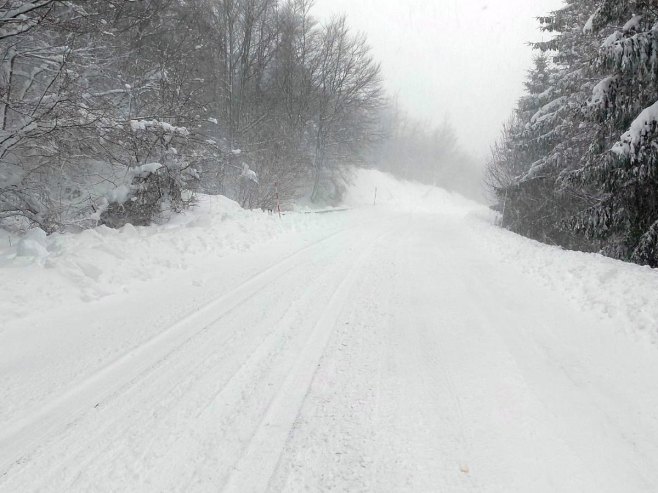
[[0, 195, 345, 324], [2, 169, 658, 492]]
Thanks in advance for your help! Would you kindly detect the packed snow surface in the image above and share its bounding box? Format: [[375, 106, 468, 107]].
[[2, 169, 658, 492]]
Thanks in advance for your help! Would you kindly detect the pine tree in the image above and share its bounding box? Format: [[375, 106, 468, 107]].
[[489, 0, 608, 251], [570, 0, 658, 266], [490, 54, 562, 241]]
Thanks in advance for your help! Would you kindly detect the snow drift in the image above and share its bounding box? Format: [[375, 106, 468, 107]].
[[342, 168, 481, 214], [0, 195, 343, 325]]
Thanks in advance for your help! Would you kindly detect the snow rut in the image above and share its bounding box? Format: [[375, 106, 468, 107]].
[[222, 227, 398, 493], [0, 220, 398, 492], [0, 225, 360, 489]]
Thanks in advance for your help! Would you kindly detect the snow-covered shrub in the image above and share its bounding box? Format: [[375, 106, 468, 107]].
[[99, 120, 200, 228], [100, 163, 197, 228]]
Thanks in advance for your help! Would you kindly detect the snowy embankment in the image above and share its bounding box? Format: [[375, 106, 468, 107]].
[[349, 169, 658, 342], [472, 217, 658, 342], [342, 167, 478, 214], [0, 195, 341, 326], [0, 193, 353, 447]]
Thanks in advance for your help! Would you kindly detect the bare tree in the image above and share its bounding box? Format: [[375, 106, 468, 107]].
[[0, 0, 392, 230], [308, 15, 383, 201]]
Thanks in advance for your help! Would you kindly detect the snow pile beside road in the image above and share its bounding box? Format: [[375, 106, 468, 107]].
[[343, 168, 482, 214], [471, 213, 658, 342], [0, 195, 343, 325]]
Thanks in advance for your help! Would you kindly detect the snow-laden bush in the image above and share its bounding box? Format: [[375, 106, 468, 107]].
[[99, 119, 200, 228], [100, 162, 198, 228]]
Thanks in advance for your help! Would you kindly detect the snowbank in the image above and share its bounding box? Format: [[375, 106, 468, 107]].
[[469, 210, 658, 343], [342, 168, 482, 214], [351, 168, 656, 339], [0, 195, 344, 325]]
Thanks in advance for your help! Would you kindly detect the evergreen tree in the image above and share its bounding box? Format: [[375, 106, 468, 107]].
[[491, 0, 658, 267], [496, 54, 564, 242], [571, 0, 658, 266], [489, 0, 598, 245]]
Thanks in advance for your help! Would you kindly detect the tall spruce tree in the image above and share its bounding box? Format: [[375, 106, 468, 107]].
[[491, 0, 658, 266], [488, 0, 603, 248], [570, 0, 658, 266], [500, 54, 564, 242]]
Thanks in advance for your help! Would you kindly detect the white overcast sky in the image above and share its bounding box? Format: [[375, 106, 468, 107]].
[[312, 0, 565, 159]]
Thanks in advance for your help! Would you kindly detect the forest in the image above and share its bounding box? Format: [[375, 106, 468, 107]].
[[488, 0, 658, 267], [0, 0, 479, 234]]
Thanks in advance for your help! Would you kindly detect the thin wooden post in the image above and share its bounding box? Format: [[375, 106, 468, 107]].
[[275, 182, 282, 218]]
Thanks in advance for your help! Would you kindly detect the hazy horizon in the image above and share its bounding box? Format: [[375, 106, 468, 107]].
[[313, 0, 565, 160]]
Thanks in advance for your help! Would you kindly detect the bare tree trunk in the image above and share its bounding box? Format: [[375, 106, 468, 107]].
[[0, 47, 16, 131]]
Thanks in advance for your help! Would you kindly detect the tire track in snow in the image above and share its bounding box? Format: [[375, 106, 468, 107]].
[[25, 240, 345, 493], [137, 239, 363, 491], [266, 222, 409, 492], [221, 226, 399, 493], [401, 226, 480, 492], [0, 224, 358, 479]]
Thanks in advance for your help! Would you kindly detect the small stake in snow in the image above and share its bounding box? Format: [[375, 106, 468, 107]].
[[275, 182, 282, 219], [501, 187, 509, 226], [374, 186, 378, 206]]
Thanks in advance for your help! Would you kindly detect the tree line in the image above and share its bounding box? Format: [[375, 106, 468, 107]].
[[488, 0, 658, 267], [0, 0, 386, 231]]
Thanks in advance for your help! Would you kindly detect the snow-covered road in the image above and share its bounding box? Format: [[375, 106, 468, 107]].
[[2, 174, 658, 492]]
